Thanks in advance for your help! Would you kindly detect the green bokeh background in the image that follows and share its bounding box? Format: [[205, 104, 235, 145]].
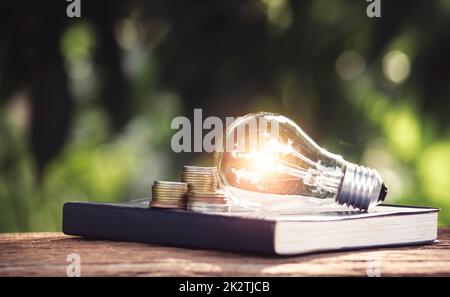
[[1, 0, 450, 232]]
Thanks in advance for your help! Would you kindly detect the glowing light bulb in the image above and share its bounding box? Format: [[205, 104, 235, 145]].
[[214, 112, 387, 211]]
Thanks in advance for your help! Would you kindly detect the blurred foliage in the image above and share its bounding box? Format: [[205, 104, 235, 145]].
[[1, 0, 450, 231]]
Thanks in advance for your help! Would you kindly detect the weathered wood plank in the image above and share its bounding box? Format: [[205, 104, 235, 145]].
[[0, 229, 449, 276]]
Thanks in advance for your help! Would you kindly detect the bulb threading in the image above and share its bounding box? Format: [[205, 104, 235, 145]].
[[336, 163, 384, 211]]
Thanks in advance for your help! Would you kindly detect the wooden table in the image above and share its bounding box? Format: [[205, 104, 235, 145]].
[[1, 228, 449, 276]]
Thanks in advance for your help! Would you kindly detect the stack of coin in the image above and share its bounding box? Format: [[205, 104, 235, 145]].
[[186, 190, 230, 213], [150, 181, 188, 209], [182, 166, 230, 213], [181, 166, 218, 192]]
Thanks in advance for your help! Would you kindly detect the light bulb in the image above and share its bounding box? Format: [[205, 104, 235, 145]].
[[214, 112, 387, 211]]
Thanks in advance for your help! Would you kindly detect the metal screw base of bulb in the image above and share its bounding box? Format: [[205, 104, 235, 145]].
[[336, 163, 387, 211]]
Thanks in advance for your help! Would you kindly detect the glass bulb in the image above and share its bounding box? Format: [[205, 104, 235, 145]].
[[214, 112, 387, 212]]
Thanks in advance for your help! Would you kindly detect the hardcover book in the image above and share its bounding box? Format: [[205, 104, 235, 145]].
[[62, 199, 438, 255]]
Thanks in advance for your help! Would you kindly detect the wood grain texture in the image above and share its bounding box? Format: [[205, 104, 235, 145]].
[[0, 229, 449, 276]]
